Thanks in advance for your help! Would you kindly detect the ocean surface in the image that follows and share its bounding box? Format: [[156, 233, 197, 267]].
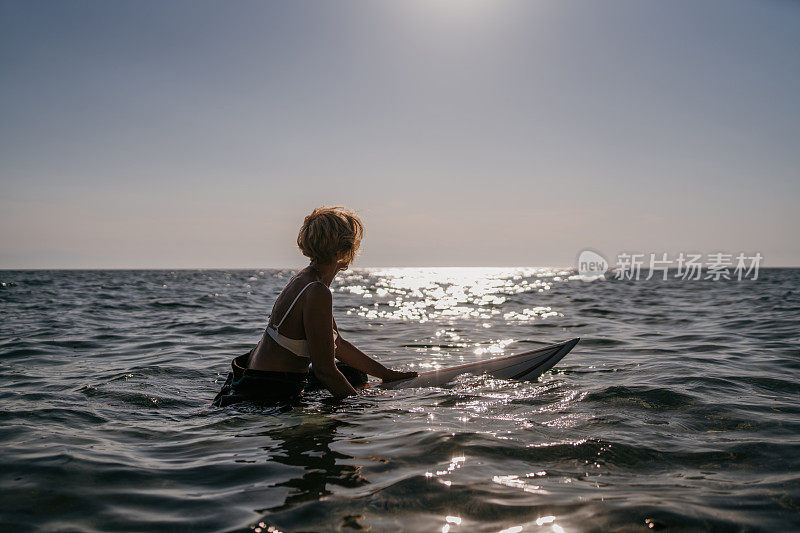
[[1, 267, 798, 532]]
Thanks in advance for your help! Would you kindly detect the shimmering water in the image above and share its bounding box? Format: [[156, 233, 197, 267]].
[[1, 268, 798, 532]]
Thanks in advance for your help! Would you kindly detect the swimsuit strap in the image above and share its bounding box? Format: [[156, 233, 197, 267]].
[[274, 281, 319, 330]]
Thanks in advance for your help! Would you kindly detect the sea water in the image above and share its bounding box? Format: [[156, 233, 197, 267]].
[[1, 268, 798, 532]]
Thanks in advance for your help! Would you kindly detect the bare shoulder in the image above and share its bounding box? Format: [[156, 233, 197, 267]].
[[304, 281, 332, 306]]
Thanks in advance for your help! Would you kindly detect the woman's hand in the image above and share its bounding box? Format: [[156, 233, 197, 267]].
[[381, 369, 418, 383]]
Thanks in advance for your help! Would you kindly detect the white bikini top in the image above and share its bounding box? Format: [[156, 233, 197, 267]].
[[265, 281, 338, 359]]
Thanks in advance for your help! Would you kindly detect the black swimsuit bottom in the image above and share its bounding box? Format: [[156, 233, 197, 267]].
[[212, 350, 367, 407]]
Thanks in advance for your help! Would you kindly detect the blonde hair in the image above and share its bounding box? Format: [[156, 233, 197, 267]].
[[297, 206, 364, 266]]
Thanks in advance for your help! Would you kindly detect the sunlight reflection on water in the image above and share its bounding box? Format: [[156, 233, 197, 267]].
[[340, 267, 569, 324], [338, 267, 572, 370]]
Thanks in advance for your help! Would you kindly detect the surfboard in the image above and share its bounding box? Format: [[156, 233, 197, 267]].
[[375, 338, 580, 390]]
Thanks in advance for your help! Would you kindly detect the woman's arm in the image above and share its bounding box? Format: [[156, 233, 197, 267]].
[[304, 284, 357, 398], [335, 337, 418, 382]]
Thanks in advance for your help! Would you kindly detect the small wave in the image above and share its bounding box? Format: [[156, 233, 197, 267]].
[[148, 300, 204, 309], [0, 346, 54, 359], [79, 385, 188, 409], [3, 406, 107, 426], [39, 339, 102, 350], [579, 337, 628, 347], [738, 375, 800, 395], [582, 385, 698, 410]]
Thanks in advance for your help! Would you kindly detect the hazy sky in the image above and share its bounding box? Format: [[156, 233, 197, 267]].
[[1, 0, 798, 268]]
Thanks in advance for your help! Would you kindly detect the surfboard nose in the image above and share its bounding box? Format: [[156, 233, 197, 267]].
[[564, 338, 580, 350]]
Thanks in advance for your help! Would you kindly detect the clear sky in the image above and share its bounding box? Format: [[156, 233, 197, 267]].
[[1, 0, 798, 268]]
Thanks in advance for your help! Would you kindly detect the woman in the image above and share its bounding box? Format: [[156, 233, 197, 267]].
[[213, 206, 416, 406]]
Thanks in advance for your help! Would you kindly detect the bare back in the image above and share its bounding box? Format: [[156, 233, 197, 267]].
[[248, 270, 334, 373]]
